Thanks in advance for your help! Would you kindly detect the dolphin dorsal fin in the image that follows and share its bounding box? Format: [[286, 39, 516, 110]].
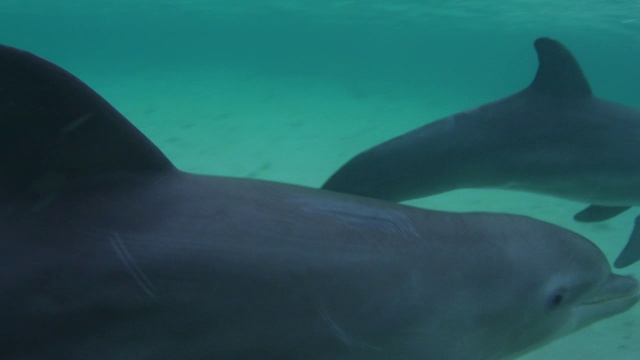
[[0, 45, 175, 200], [528, 37, 592, 97]]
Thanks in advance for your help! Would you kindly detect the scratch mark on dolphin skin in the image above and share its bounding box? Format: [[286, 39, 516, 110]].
[[59, 113, 92, 135], [28, 171, 67, 212], [109, 232, 159, 301], [290, 198, 421, 239], [318, 302, 383, 352]]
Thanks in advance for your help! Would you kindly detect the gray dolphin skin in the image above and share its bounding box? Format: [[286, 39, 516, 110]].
[[1, 45, 639, 360], [322, 37, 640, 267]]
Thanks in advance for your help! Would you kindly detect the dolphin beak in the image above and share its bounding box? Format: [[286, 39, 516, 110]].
[[577, 274, 640, 324], [583, 274, 640, 304]]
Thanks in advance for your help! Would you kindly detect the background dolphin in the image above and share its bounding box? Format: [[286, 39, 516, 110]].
[[322, 37, 640, 267], [1, 44, 638, 360]]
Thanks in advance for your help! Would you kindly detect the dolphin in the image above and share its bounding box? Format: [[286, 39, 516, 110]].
[[322, 37, 640, 267], [1, 44, 638, 360]]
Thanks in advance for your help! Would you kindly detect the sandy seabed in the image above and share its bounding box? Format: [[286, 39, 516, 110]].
[[82, 65, 639, 360]]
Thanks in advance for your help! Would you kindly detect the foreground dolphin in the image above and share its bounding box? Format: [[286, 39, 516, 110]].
[[323, 37, 640, 267], [1, 45, 639, 360]]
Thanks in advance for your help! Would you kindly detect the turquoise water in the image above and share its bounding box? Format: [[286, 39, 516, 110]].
[[3, 1, 640, 358]]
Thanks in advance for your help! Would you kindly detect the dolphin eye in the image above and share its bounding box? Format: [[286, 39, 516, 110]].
[[548, 289, 566, 310]]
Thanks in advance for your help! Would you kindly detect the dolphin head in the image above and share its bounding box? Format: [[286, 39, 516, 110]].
[[321, 211, 640, 360], [447, 214, 640, 359]]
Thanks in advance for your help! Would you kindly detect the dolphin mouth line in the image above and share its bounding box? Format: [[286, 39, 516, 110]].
[[580, 282, 640, 306]]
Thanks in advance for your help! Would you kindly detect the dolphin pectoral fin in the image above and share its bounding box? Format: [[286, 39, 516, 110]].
[[573, 205, 631, 222], [614, 216, 640, 268]]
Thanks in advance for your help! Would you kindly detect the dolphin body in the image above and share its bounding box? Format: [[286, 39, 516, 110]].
[[1, 45, 638, 360], [323, 38, 640, 267]]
